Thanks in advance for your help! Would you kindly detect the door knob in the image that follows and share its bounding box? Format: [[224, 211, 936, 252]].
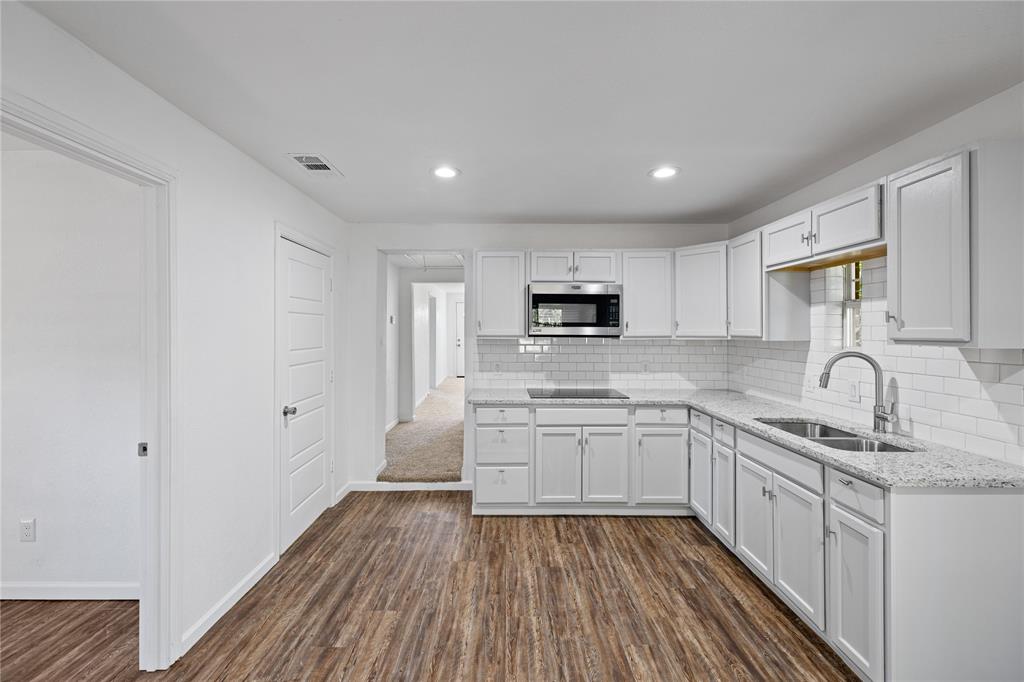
[[282, 406, 298, 417]]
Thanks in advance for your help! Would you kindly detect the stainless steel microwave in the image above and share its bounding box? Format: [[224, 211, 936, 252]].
[[528, 283, 623, 337]]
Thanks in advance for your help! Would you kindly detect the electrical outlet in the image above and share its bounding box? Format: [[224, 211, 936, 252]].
[[19, 518, 36, 542], [848, 381, 860, 403]]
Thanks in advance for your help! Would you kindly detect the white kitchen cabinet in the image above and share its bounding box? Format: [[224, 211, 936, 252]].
[[582, 426, 629, 503], [712, 442, 736, 546], [530, 250, 618, 282], [774, 476, 825, 630], [530, 251, 574, 282], [574, 251, 618, 282], [622, 251, 673, 337], [636, 427, 689, 504], [536, 427, 582, 502], [886, 151, 970, 342], [674, 242, 728, 337], [475, 250, 526, 336], [763, 210, 813, 267], [727, 232, 762, 337], [828, 504, 884, 681], [812, 184, 881, 256], [736, 455, 774, 581], [689, 430, 713, 525]]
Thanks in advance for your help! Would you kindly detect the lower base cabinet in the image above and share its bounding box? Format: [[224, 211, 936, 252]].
[[712, 443, 736, 546], [689, 430, 713, 523], [773, 476, 825, 630], [475, 466, 529, 504], [536, 427, 582, 502], [637, 427, 689, 504], [828, 504, 884, 681], [582, 427, 629, 503], [736, 455, 774, 580]]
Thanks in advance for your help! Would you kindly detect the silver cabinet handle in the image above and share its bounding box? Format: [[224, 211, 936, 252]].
[[827, 526, 837, 539], [675, 320, 680, 332], [625, 321, 630, 332], [761, 486, 769, 497], [812, 231, 820, 244], [282, 406, 297, 416], [801, 232, 810, 244], [837, 478, 853, 487], [574, 264, 580, 273], [885, 312, 904, 330], [477, 320, 482, 330]]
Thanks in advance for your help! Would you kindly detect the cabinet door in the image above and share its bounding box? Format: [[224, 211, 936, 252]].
[[674, 243, 728, 337], [736, 455, 774, 581], [536, 427, 582, 502], [689, 430, 713, 525], [637, 428, 688, 504], [887, 152, 970, 342], [763, 210, 812, 267], [622, 251, 673, 337], [812, 184, 881, 256], [530, 251, 574, 282], [574, 251, 618, 283], [712, 443, 736, 546], [774, 476, 825, 630], [727, 232, 763, 337], [828, 504, 885, 681], [475, 251, 525, 336], [582, 427, 629, 503]]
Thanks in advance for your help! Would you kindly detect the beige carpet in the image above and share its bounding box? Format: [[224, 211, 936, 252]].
[[379, 377, 464, 482]]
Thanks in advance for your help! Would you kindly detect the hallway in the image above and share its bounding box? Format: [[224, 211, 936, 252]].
[[378, 378, 464, 482]]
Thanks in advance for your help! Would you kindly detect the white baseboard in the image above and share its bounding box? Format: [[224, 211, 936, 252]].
[[0, 581, 140, 600], [180, 552, 276, 651], [375, 459, 387, 476], [472, 505, 694, 516], [385, 418, 399, 432], [346, 480, 473, 491]]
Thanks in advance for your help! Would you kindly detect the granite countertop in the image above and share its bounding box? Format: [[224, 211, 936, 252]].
[[467, 389, 1024, 489]]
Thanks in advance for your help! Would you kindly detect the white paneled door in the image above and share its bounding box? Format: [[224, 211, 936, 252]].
[[455, 300, 465, 377], [277, 237, 332, 552]]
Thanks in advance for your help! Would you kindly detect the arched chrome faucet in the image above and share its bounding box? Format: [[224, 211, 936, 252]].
[[818, 351, 897, 433]]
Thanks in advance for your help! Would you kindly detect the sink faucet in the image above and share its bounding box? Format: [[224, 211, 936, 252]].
[[818, 351, 897, 433]]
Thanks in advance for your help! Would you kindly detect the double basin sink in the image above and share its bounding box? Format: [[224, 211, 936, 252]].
[[756, 419, 913, 453]]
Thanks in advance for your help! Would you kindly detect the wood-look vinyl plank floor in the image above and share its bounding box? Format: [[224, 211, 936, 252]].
[[0, 491, 857, 681]]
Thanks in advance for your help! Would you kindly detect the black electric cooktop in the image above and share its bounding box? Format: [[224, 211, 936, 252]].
[[527, 388, 629, 399]]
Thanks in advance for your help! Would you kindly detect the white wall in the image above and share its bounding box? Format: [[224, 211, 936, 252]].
[[360, 223, 728, 480], [729, 82, 1024, 236], [384, 260, 399, 429], [1, 146, 144, 598], [2, 2, 349, 657]]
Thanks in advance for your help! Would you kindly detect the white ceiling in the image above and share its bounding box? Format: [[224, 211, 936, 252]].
[[32, 1, 1024, 224]]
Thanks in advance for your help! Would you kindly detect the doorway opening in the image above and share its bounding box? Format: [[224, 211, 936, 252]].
[[379, 252, 465, 482], [0, 130, 147, 673]]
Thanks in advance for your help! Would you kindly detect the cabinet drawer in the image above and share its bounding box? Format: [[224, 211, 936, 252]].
[[829, 469, 885, 525], [636, 407, 688, 425], [475, 466, 529, 504], [476, 407, 528, 425], [692, 410, 713, 435], [535, 408, 628, 426], [736, 431, 823, 494], [475, 427, 529, 464], [712, 419, 735, 446]]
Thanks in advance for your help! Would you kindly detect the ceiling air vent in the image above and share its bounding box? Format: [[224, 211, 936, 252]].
[[289, 154, 343, 178]]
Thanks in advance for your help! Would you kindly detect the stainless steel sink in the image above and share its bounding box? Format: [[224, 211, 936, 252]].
[[756, 419, 857, 439], [809, 437, 912, 453]]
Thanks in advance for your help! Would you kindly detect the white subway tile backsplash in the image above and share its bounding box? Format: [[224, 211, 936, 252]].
[[726, 258, 1024, 465]]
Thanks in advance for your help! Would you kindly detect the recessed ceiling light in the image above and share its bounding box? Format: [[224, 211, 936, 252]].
[[649, 165, 679, 179], [433, 165, 460, 179]]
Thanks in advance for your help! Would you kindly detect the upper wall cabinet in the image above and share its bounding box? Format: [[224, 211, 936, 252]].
[[762, 185, 882, 268], [530, 250, 618, 283], [622, 251, 673, 337], [813, 184, 882, 255], [763, 210, 813, 267], [475, 250, 526, 337], [886, 152, 970, 342], [675, 242, 728, 337], [728, 232, 763, 337]]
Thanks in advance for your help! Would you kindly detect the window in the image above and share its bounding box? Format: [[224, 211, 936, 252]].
[[842, 261, 862, 348]]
